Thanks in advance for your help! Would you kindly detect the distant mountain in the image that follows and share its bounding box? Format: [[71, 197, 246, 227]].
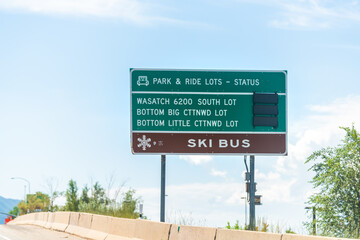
[[0, 196, 20, 224]]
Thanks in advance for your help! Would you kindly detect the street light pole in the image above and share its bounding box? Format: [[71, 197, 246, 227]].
[[11, 177, 31, 196], [241, 196, 247, 227], [23, 185, 27, 202]]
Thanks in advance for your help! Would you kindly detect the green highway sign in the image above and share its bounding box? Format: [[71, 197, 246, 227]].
[[130, 69, 287, 155]]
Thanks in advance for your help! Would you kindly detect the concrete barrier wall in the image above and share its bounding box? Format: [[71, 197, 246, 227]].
[[8, 212, 351, 240], [85, 214, 109, 240], [9, 212, 36, 225], [65, 212, 93, 237], [33, 212, 40, 226], [8, 215, 21, 225], [33, 212, 48, 227], [105, 216, 137, 240], [28, 213, 36, 225], [282, 234, 347, 240], [38, 212, 49, 227], [18, 212, 35, 225], [23, 212, 35, 225], [217, 228, 282, 240], [51, 211, 70, 232], [8, 213, 27, 225], [135, 219, 171, 240], [45, 212, 55, 229], [32, 212, 40, 225], [64, 212, 80, 235], [169, 224, 216, 240]]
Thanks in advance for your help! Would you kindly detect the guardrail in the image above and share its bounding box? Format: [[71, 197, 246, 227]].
[[0, 212, 17, 218], [8, 212, 347, 240]]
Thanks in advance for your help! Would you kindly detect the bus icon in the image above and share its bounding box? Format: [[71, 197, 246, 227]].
[[137, 76, 149, 86]]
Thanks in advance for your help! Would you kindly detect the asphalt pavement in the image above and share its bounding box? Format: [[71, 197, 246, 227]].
[[0, 224, 85, 240]]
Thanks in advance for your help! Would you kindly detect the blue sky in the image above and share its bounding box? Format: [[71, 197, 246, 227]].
[[1, 0, 360, 232]]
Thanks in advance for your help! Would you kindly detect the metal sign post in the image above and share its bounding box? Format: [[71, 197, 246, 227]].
[[160, 155, 166, 222], [249, 155, 256, 230]]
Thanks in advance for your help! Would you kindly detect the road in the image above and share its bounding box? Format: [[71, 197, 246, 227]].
[[0, 224, 85, 240]]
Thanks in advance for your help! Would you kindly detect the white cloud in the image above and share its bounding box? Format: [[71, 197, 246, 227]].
[[2, 0, 359, 29], [0, 0, 183, 25], [283, 95, 360, 162], [179, 155, 213, 165], [210, 169, 227, 178], [259, 176, 297, 203], [238, 0, 360, 30], [278, 0, 360, 29], [256, 169, 297, 203], [294, 95, 360, 150], [0, 0, 141, 23], [269, 0, 334, 29]]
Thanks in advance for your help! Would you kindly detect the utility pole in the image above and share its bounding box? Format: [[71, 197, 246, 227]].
[[305, 206, 316, 235], [244, 155, 257, 230], [312, 207, 316, 235]]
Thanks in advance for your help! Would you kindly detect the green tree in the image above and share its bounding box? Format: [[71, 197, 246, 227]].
[[226, 221, 231, 229], [45, 177, 61, 212], [27, 192, 50, 212], [234, 220, 240, 230], [79, 182, 110, 213], [16, 192, 50, 214], [305, 125, 360, 238], [48, 191, 61, 212], [63, 179, 143, 219], [117, 189, 140, 219], [9, 206, 19, 216], [65, 179, 79, 211], [92, 182, 107, 205], [285, 227, 296, 234], [80, 185, 90, 204]]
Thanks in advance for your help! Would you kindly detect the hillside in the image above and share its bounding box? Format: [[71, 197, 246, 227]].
[[0, 196, 20, 224]]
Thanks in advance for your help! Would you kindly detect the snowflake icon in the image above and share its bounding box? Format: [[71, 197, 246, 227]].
[[137, 135, 152, 151]]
